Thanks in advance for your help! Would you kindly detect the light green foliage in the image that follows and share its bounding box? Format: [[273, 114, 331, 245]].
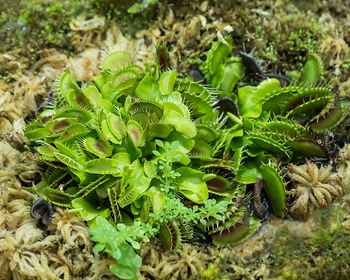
[[148, 139, 229, 225], [200, 263, 219, 280], [89, 216, 155, 280]]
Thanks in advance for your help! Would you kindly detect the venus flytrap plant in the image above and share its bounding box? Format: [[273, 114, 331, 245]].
[[201, 38, 349, 223], [26, 49, 254, 278]]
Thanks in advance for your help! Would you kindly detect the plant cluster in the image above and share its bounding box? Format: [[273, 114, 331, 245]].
[[200, 37, 348, 215], [24, 37, 348, 279]]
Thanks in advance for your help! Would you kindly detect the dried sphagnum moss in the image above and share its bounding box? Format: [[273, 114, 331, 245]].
[[288, 162, 343, 219], [0, 184, 116, 280], [141, 241, 208, 279]]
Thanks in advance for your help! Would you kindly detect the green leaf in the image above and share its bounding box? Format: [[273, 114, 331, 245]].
[[38, 110, 55, 124], [54, 152, 84, 170], [54, 140, 78, 159], [101, 119, 121, 144], [176, 167, 209, 204], [238, 78, 280, 118], [89, 217, 144, 279], [109, 243, 142, 279], [220, 56, 245, 92], [143, 160, 157, 178], [162, 103, 197, 138], [89, 216, 118, 242], [211, 64, 225, 88], [46, 117, 78, 135], [260, 163, 286, 218], [172, 150, 191, 165], [24, 126, 50, 141], [159, 70, 177, 95], [301, 53, 322, 86], [134, 73, 161, 102], [44, 188, 73, 206], [235, 159, 261, 184], [60, 123, 89, 141], [85, 158, 124, 175], [58, 72, 81, 100], [72, 172, 93, 187], [118, 160, 151, 207], [166, 131, 195, 153], [112, 152, 131, 167], [72, 197, 110, 221], [107, 113, 126, 140], [126, 120, 145, 147], [102, 51, 131, 73], [207, 37, 233, 75], [37, 144, 58, 159], [84, 137, 113, 158], [81, 85, 103, 109], [142, 186, 166, 213]]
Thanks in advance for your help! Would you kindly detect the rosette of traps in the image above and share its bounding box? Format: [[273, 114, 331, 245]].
[[24, 49, 264, 279]]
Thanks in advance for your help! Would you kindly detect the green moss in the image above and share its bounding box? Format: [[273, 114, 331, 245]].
[[269, 221, 350, 279], [200, 263, 219, 280], [234, 6, 326, 72], [0, 0, 157, 68], [0, 0, 79, 62], [216, 205, 350, 279]]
